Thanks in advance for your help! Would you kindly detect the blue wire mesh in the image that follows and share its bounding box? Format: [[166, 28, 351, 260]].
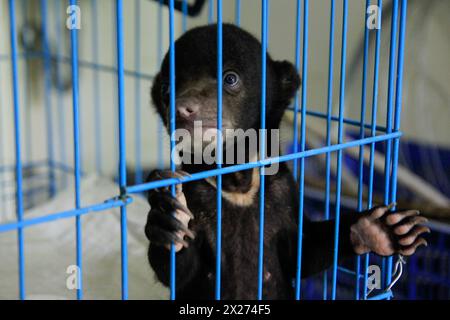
[[0, 0, 426, 301]]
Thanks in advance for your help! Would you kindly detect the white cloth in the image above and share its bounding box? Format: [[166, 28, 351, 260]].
[[0, 175, 169, 299]]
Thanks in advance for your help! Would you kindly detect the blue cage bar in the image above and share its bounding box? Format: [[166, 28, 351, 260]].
[[0, 0, 410, 300]]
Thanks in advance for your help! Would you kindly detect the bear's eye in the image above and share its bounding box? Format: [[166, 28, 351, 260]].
[[223, 71, 240, 87]]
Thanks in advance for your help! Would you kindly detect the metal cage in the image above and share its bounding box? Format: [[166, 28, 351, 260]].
[[0, 0, 411, 300]]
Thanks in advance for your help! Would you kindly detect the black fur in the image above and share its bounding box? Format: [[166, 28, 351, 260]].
[[145, 24, 428, 300]]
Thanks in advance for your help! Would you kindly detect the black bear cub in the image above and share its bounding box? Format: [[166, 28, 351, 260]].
[[145, 24, 429, 299]]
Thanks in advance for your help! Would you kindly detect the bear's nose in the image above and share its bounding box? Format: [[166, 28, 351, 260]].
[[176, 101, 199, 121]]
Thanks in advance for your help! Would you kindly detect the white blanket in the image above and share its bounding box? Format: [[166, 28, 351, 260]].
[[0, 175, 169, 300]]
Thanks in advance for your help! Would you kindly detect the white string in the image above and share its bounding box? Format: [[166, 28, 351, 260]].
[[365, 254, 406, 299], [385, 254, 406, 292]]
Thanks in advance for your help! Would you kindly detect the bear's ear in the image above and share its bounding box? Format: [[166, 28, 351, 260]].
[[150, 72, 169, 127], [272, 60, 301, 103]]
